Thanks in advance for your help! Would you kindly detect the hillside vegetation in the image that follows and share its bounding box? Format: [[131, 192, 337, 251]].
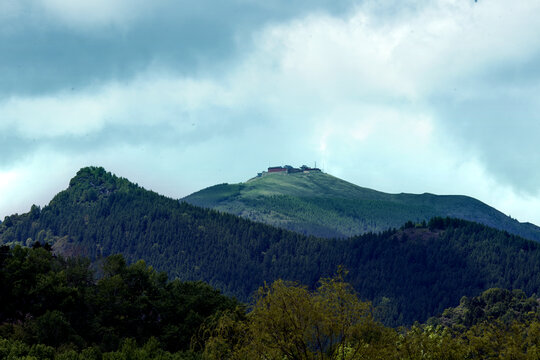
[[184, 171, 540, 241], [0, 245, 239, 358], [3, 167, 540, 325], [3, 248, 540, 359], [203, 277, 540, 360]]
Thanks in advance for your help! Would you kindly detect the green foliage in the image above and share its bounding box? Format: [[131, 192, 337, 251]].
[[0, 338, 55, 360], [203, 277, 540, 360], [203, 273, 395, 360], [2, 242, 540, 358], [0, 337, 200, 360], [0, 246, 238, 355], [435, 287, 540, 328]]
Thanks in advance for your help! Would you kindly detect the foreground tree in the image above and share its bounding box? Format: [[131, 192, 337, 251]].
[[201, 276, 540, 359], [203, 271, 396, 360]]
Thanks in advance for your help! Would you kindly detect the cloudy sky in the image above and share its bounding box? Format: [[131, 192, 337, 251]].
[[1, 0, 540, 225]]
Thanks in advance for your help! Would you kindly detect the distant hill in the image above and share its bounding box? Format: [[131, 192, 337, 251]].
[[183, 171, 540, 241], [3, 167, 540, 325]]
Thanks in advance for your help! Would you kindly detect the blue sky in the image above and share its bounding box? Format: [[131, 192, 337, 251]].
[[2, 0, 540, 225]]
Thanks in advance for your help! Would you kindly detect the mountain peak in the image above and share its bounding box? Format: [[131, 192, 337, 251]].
[[69, 166, 111, 187], [62, 166, 137, 204]]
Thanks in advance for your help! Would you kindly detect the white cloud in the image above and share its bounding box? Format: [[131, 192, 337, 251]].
[[0, 0, 159, 30], [0, 73, 237, 140], [2, 95, 107, 138], [247, 0, 540, 102], [39, 0, 152, 28], [0, 154, 76, 219], [2, 0, 540, 226]]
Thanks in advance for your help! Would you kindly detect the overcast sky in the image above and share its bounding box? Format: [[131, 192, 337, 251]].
[[1, 0, 540, 226]]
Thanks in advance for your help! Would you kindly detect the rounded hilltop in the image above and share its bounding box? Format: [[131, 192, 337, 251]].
[[184, 166, 540, 241]]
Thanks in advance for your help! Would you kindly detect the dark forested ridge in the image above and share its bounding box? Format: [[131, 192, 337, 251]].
[[2, 167, 540, 325], [184, 171, 540, 241]]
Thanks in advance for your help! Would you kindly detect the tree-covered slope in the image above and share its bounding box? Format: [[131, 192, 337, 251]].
[[3, 248, 539, 359], [203, 278, 540, 360], [0, 245, 239, 357], [433, 287, 540, 329], [3, 167, 540, 325], [183, 171, 540, 241]]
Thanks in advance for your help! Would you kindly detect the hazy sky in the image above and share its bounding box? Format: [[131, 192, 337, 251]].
[[2, 0, 540, 225]]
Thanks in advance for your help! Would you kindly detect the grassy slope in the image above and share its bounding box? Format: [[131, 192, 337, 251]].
[[184, 172, 540, 241]]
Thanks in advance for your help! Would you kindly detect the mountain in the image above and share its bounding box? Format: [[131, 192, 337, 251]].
[[183, 170, 540, 241], [3, 166, 540, 325]]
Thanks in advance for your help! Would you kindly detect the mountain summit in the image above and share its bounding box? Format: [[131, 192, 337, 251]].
[[184, 168, 540, 241]]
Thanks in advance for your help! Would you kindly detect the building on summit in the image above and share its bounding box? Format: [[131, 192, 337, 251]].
[[268, 166, 287, 173], [258, 164, 321, 177]]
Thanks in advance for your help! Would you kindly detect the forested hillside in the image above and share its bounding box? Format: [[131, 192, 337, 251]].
[[0, 245, 239, 358], [3, 248, 540, 359], [2, 167, 540, 325], [184, 171, 540, 241], [202, 277, 540, 359]]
